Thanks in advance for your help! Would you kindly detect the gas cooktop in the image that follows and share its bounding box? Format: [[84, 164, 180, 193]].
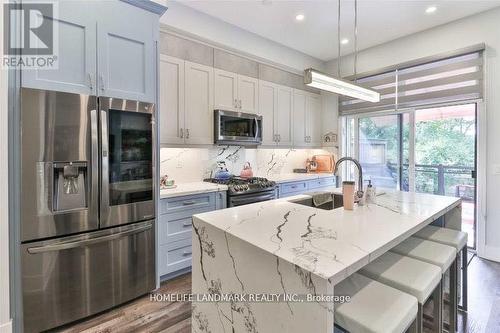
[[204, 176, 276, 196]]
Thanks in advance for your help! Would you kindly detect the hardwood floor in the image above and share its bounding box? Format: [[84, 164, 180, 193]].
[[57, 253, 500, 333]]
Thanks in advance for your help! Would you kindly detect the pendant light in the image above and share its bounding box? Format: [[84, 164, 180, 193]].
[[304, 0, 380, 103]]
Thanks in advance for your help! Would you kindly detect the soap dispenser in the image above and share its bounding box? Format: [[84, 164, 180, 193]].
[[365, 180, 376, 204]]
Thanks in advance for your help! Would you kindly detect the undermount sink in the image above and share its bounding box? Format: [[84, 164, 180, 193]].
[[291, 193, 344, 210]]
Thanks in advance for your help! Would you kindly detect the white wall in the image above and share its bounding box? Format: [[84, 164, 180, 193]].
[[0, 0, 12, 331], [159, 1, 325, 72], [326, 7, 500, 261]]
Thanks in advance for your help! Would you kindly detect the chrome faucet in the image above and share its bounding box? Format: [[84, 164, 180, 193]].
[[334, 157, 364, 201]]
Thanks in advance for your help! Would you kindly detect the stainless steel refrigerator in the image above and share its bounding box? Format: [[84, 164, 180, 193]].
[[20, 88, 156, 332]]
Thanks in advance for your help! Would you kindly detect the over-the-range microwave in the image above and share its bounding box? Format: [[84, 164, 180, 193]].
[[214, 109, 263, 146]]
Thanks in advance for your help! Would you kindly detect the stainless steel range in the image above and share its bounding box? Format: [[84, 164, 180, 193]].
[[204, 177, 277, 207]]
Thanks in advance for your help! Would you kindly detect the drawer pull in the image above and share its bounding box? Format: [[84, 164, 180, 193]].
[[183, 250, 192, 256], [291, 185, 297, 189], [183, 221, 192, 227], [182, 200, 197, 206]]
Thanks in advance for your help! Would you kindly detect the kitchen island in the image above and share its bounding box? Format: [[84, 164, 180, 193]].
[[191, 190, 461, 333]]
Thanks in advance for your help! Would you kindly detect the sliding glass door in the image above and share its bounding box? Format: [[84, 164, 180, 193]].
[[344, 103, 477, 248]]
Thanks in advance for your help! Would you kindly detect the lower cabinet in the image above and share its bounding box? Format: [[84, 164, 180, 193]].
[[278, 177, 336, 198], [158, 191, 227, 279]]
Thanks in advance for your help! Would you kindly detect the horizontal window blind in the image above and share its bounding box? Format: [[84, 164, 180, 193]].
[[339, 50, 484, 116]]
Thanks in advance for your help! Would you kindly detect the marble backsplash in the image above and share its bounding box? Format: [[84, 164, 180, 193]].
[[160, 146, 336, 182]]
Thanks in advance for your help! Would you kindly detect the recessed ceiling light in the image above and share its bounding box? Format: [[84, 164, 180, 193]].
[[426, 6, 437, 14], [341, 38, 349, 45], [295, 14, 305, 21]]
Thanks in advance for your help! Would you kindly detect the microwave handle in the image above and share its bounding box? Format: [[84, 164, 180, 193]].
[[254, 117, 259, 140]]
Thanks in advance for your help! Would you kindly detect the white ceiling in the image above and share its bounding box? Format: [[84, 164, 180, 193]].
[[179, 0, 500, 61]]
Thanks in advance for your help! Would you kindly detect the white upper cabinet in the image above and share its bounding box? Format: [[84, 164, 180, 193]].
[[258, 80, 293, 146], [97, 1, 156, 102], [293, 89, 307, 146], [307, 93, 322, 146], [214, 69, 259, 114], [160, 55, 185, 145], [22, 1, 158, 102], [237, 75, 259, 114], [293, 89, 322, 147], [259, 81, 278, 145], [184, 61, 214, 145], [22, 1, 97, 95], [276, 85, 293, 146], [214, 69, 238, 111]]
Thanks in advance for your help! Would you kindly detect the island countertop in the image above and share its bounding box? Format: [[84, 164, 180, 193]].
[[193, 190, 461, 285]]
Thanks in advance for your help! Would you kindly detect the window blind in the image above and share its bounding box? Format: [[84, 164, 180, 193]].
[[339, 49, 484, 116]]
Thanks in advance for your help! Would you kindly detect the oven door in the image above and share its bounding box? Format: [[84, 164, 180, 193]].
[[99, 97, 156, 228], [229, 190, 276, 207], [214, 110, 262, 145]]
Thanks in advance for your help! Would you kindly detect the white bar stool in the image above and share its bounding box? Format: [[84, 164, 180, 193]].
[[391, 236, 458, 332], [359, 252, 442, 333], [334, 273, 418, 333], [413, 225, 468, 311]]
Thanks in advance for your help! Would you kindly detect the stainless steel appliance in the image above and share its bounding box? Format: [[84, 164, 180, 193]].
[[204, 177, 277, 207], [20, 88, 156, 333], [214, 109, 262, 146]]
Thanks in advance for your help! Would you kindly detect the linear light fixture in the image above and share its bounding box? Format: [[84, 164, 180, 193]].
[[304, 68, 380, 102], [304, 0, 380, 103]]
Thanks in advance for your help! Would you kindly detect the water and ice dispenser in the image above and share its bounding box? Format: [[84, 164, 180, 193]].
[[53, 162, 88, 212]]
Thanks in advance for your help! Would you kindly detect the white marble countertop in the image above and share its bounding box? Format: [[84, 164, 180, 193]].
[[159, 182, 228, 199], [264, 172, 335, 184], [193, 190, 460, 285]]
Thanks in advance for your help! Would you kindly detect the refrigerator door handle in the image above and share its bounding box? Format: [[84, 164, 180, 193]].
[[27, 223, 152, 254], [100, 110, 110, 226], [90, 109, 99, 224]]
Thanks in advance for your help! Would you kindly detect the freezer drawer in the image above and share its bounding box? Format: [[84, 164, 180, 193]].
[[21, 220, 155, 333]]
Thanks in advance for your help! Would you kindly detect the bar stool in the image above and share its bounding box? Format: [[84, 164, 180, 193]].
[[334, 273, 418, 333], [359, 252, 443, 333], [391, 236, 458, 332], [413, 225, 468, 311]]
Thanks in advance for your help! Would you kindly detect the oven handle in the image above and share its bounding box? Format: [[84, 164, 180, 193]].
[[27, 223, 152, 254], [230, 192, 276, 205]]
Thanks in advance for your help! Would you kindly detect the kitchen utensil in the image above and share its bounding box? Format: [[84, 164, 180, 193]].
[[240, 162, 253, 179], [312, 154, 335, 173], [214, 161, 232, 181], [306, 158, 318, 172], [293, 168, 308, 173]]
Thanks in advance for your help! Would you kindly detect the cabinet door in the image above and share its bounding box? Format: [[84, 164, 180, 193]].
[[307, 93, 322, 146], [184, 61, 214, 144], [159, 55, 185, 144], [293, 89, 308, 147], [238, 75, 259, 114], [97, 2, 156, 102], [276, 85, 293, 146], [21, 1, 96, 94], [258, 81, 277, 145], [214, 69, 238, 111]]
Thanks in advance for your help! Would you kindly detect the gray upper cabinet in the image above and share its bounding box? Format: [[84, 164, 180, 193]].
[[97, 1, 157, 102], [22, 1, 97, 95], [22, 0, 160, 102]]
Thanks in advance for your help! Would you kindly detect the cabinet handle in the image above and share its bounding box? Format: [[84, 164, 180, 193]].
[[99, 74, 105, 91], [278, 134, 281, 142], [183, 250, 192, 256], [180, 128, 184, 138], [87, 73, 93, 90], [238, 99, 242, 109], [182, 200, 196, 205], [183, 221, 192, 227], [234, 99, 238, 108], [186, 128, 190, 139]]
